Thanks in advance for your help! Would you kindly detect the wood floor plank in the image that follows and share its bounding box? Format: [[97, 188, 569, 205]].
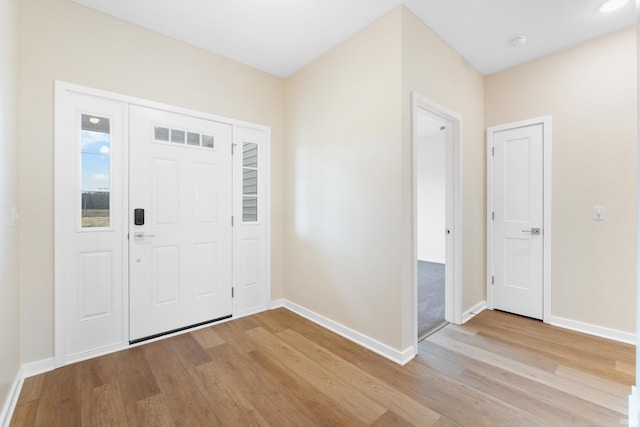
[[113, 346, 161, 404], [554, 364, 632, 396], [247, 348, 369, 426], [469, 311, 635, 364], [420, 339, 625, 424], [213, 321, 259, 353], [190, 361, 270, 426], [245, 326, 388, 424], [143, 338, 222, 426], [166, 331, 212, 368], [457, 368, 615, 426], [190, 325, 226, 349], [10, 400, 37, 426], [275, 328, 442, 426], [616, 360, 635, 376], [10, 308, 635, 426], [80, 382, 128, 426], [428, 329, 629, 414], [475, 325, 634, 384], [205, 343, 322, 426], [15, 375, 43, 404], [370, 410, 414, 426], [124, 394, 176, 427], [436, 324, 560, 373]]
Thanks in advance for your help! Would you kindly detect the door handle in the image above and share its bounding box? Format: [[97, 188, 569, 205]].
[[521, 228, 541, 235], [133, 231, 156, 241]]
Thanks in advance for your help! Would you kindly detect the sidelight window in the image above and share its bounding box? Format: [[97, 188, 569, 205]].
[[81, 114, 111, 228], [242, 142, 258, 222]]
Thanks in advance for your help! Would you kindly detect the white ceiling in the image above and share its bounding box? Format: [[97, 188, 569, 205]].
[[405, 0, 636, 75], [72, 0, 636, 78]]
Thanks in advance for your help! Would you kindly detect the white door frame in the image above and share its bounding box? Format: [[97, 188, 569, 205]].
[[411, 91, 463, 351], [54, 81, 271, 366], [486, 116, 552, 322]]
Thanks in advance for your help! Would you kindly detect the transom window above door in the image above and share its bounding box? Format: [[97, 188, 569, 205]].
[[153, 125, 215, 149]]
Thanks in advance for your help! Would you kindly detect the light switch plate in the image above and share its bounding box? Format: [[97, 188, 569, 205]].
[[593, 205, 606, 221]]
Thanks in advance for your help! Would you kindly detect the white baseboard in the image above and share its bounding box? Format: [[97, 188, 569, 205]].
[[548, 315, 636, 345], [235, 305, 271, 319], [0, 367, 24, 427], [282, 300, 416, 365], [462, 301, 487, 323], [65, 343, 128, 367], [269, 298, 285, 309], [23, 358, 55, 378], [629, 386, 639, 427]]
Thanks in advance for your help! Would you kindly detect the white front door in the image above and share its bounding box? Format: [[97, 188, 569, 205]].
[[129, 106, 233, 341], [490, 123, 544, 319]]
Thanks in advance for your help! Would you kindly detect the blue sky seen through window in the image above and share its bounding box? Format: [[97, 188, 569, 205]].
[[81, 129, 110, 192]]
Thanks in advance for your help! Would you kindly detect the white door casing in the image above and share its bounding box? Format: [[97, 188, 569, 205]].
[[55, 81, 271, 365], [129, 106, 233, 342], [487, 116, 552, 321]]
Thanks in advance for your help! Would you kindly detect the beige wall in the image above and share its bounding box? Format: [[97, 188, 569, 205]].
[[18, 0, 285, 363], [284, 6, 486, 352], [0, 0, 20, 410], [284, 8, 405, 349], [401, 8, 486, 344], [485, 28, 638, 332]]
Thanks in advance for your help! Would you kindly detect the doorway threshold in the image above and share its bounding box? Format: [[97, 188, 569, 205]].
[[418, 321, 449, 343]]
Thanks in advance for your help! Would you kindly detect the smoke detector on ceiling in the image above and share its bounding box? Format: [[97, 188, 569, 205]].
[[509, 35, 527, 48]]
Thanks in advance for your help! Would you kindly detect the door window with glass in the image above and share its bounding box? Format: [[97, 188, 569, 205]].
[[81, 113, 111, 228]]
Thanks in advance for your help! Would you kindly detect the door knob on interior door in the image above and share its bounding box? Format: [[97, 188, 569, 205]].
[[133, 231, 156, 241], [521, 227, 541, 235]]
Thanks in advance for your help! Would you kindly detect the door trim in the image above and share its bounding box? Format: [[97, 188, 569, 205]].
[[54, 81, 272, 366], [486, 116, 552, 322], [411, 92, 463, 352]]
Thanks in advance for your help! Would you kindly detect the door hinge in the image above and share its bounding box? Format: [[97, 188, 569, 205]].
[[492, 146, 495, 156], [231, 216, 234, 226], [492, 211, 495, 221], [491, 276, 494, 285], [231, 143, 237, 155], [232, 287, 235, 298]]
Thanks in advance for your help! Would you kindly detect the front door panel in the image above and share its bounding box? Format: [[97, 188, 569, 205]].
[[129, 106, 232, 341]]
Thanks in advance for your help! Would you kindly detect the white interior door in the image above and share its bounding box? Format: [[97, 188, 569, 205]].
[[491, 123, 544, 319], [129, 105, 233, 342]]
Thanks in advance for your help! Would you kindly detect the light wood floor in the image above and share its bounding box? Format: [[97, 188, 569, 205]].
[[11, 308, 635, 426]]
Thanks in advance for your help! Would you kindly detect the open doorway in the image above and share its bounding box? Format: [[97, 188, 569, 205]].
[[412, 92, 462, 347], [416, 111, 448, 340]]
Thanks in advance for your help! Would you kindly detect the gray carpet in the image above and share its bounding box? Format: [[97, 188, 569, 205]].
[[418, 261, 446, 340]]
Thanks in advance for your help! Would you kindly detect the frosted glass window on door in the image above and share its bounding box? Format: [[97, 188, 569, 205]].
[[242, 169, 257, 195], [242, 142, 258, 222], [202, 134, 215, 148], [243, 143, 258, 168], [171, 129, 185, 144], [242, 197, 258, 222], [154, 126, 169, 142], [81, 114, 111, 228], [187, 132, 200, 146]]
